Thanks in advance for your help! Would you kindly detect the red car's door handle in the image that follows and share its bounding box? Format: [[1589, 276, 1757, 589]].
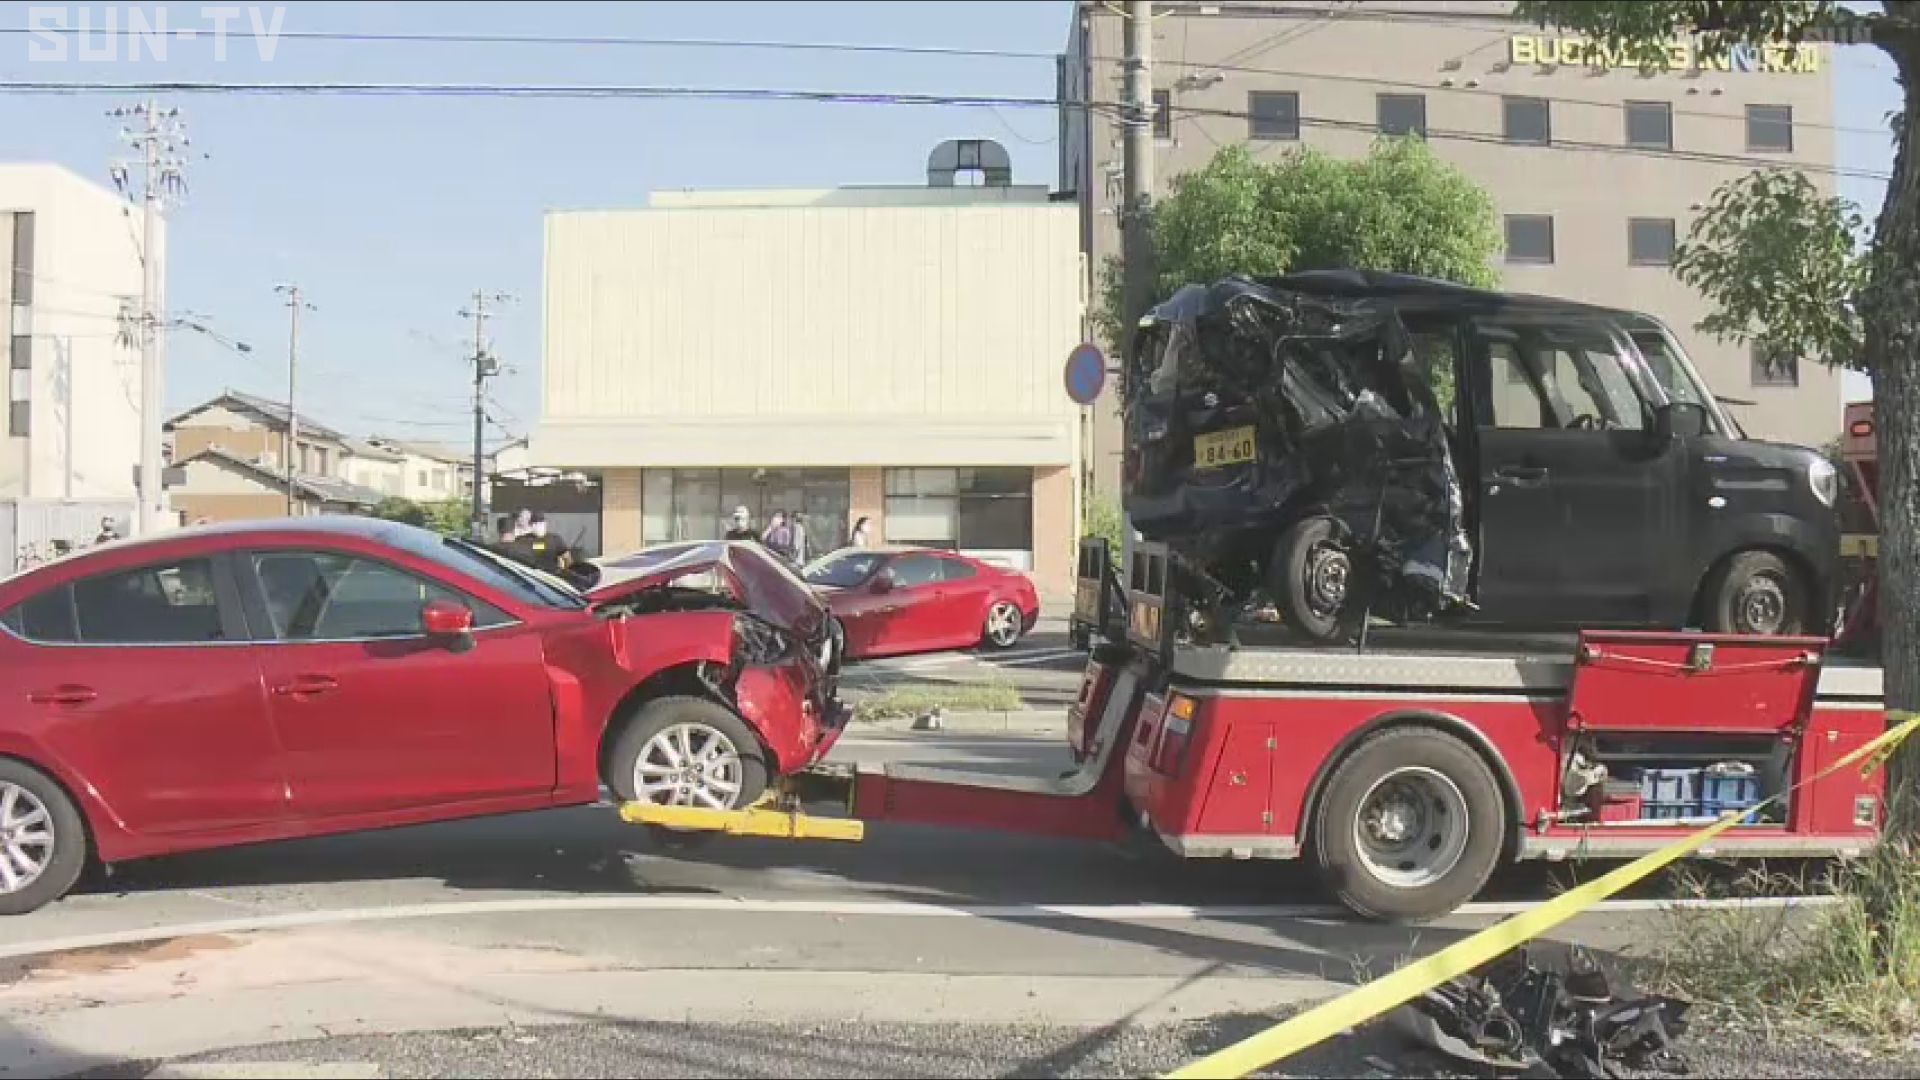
[[272, 674, 340, 697], [28, 685, 96, 706]]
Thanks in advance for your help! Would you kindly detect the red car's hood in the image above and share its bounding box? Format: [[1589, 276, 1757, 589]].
[[589, 541, 827, 639]]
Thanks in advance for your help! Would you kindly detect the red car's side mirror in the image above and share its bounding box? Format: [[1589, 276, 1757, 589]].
[[422, 599, 476, 652]]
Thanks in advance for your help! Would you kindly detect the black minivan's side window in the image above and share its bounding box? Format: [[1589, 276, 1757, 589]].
[[1482, 325, 1650, 432], [252, 551, 509, 641]]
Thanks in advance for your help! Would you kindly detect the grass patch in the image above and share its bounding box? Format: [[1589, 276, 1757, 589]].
[[850, 678, 1022, 722], [1647, 833, 1920, 1041]]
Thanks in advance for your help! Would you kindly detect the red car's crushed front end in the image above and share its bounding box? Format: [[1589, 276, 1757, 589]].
[[586, 543, 848, 775]]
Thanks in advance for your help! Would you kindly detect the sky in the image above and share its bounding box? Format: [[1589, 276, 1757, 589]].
[[0, 0, 1074, 446], [0, 0, 1900, 442]]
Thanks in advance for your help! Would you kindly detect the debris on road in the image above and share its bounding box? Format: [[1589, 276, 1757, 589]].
[[1389, 945, 1691, 1078]]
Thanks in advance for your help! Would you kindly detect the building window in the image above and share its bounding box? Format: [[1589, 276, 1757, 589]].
[[1752, 342, 1800, 387], [883, 467, 1033, 551], [1746, 104, 1794, 152], [417, 469, 428, 487], [1152, 88, 1172, 140], [643, 468, 851, 551], [10, 212, 33, 305], [1504, 215, 1555, 263], [1248, 90, 1300, 141], [1624, 101, 1673, 149], [1628, 217, 1677, 265], [1502, 96, 1550, 144], [1377, 93, 1426, 138], [10, 333, 29, 371]]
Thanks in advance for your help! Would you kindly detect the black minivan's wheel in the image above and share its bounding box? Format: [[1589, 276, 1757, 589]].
[[1705, 551, 1806, 636], [1311, 728, 1506, 922], [1270, 516, 1367, 643], [0, 758, 87, 916], [606, 697, 769, 811]]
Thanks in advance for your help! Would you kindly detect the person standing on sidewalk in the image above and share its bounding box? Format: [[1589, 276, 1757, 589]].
[[724, 506, 758, 542]]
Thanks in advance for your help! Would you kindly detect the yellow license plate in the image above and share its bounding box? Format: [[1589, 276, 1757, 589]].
[[1194, 426, 1256, 468]]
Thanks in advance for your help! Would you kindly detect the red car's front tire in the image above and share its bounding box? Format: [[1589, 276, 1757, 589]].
[[606, 697, 768, 811]]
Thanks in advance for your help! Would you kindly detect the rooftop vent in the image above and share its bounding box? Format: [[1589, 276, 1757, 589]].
[[927, 138, 1012, 187]]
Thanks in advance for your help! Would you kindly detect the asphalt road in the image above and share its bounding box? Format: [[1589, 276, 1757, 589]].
[[0, 667, 1849, 1079]]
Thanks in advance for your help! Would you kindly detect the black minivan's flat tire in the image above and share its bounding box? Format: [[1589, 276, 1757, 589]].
[[0, 757, 87, 916], [1705, 550, 1806, 636], [1311, 728, 1506, 922], [1271, 516, 1366, 644]]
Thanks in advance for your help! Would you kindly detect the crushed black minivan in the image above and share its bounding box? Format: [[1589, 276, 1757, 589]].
[[1123, 270, 1839, 641]]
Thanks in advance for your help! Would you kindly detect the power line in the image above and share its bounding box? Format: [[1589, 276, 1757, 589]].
[[0, 25, 1060, 61], [1163, 99, 1893, 181], [3, 78, 1882, 181]]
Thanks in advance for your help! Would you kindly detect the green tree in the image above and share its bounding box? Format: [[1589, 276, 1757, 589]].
[[1671, 169, 1868, 371], [1082, 496, 1126, 563], [419, 499, 472, 537], [1097, 138, 1501, 339], [371, 496, 426, 527], [1510, 0, 1920, 806]]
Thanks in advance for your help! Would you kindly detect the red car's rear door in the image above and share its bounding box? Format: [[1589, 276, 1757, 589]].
[[240, 549, 557, 817], [3, 553, 290, 835]]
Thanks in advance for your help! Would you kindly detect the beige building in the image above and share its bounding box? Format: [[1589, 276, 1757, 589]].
[[1062, 0, 1844, 492], [0, 164, 149, 500], [528, 167, 1087, 591]]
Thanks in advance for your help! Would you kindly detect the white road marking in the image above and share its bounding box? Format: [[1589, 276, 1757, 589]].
[[989, 650, 1084, 668], [2, 893, 1833, 961]]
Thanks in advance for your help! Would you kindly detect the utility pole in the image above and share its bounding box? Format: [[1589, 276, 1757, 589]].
[[1119, 0, 1154, 574], [273, 284, 313, 516], [457, 291, 511, 538], [111, 100, 188, 535]]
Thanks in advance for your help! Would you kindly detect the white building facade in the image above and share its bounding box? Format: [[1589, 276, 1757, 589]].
[[529, 177, 1088, 589], [0, 164, 148, 500]]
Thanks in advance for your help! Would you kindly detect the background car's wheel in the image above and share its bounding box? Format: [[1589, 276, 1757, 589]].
[[0, 758, 86, 916], [1270, 516, 1367, 644], [1705, 551, 1806, 636], [982, 601, 1025, 650], [606, 697, 769, 812], [1311, 728, 1505, 922]]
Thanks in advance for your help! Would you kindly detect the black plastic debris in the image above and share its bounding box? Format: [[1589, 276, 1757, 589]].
[[1121, 274, 1473, 625], [1390, 946, 1690, 1078]]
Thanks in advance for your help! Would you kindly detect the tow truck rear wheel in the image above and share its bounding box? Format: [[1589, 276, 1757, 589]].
[[1271, 516, 1367, 644], [1311, 728, 1505, 922]]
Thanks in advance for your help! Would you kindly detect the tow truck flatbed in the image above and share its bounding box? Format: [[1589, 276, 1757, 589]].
[[626, 538, 1889, 922]]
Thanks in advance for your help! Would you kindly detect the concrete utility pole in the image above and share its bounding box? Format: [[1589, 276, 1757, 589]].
[[458, 291, 510, 538], [1119, 0, 1154, 574], [273, 284, 313, 516], [111, 100, 188, 535]]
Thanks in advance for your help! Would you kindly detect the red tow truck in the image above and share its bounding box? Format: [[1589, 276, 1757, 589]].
[[629, 538, 1888, 921]]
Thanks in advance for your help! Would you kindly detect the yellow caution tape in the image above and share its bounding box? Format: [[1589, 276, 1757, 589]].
[[1166, 710, 1920, 1080]]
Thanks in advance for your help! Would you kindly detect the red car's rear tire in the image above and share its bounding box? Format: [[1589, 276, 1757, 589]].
[[0, 758, 87, 916], [982, 600, 1026, 650]]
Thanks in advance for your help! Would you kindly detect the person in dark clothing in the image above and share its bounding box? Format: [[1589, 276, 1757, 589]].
[[724, 505, 758, 542], [519, 513, 574, 576]]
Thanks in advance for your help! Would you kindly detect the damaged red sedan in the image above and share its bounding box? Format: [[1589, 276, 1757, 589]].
[[0, 519, 844, 914]]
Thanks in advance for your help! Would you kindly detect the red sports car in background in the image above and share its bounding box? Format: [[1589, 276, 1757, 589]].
[[0, 521, 842, 915], [804, 547, 1040, 660]]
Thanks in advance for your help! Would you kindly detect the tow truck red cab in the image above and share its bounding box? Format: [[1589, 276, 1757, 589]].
[[631, 537, 1887, 921]]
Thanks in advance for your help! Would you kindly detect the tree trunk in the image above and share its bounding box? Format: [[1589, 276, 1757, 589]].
[[1863, 36, 1920, 827]]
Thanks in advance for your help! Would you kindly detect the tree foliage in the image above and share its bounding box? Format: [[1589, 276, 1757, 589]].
[[1099, 139, 1501, 339], [1672, 169, 1869, 370], [371, 496, 426, 527]]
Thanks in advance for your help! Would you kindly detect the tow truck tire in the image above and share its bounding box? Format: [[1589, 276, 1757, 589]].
[[1271, 516, 1367, 644], [605, 697, 769, 812], [0, 758, 87, 916], [1704, 551, 1807, 637], [1311, 728, 1504, 922]]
